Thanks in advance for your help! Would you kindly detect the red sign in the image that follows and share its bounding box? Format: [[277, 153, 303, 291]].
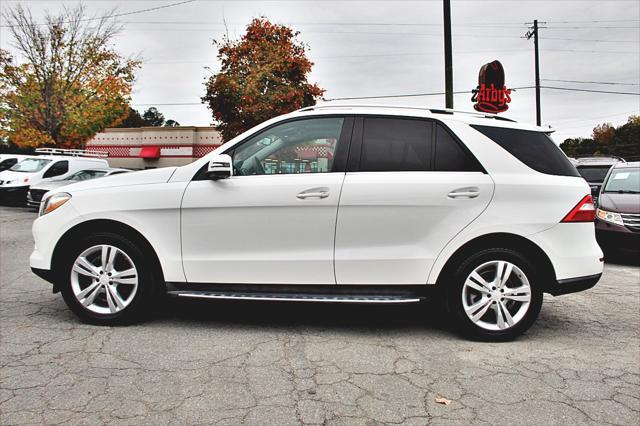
[[471, 60, 512, 113]]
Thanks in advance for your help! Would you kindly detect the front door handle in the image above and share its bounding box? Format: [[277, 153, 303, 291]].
[[448, 187, 480, 199], [297, 187, 330, 199]]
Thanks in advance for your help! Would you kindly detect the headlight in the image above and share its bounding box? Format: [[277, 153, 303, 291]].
[[40, 192, 71, 216], [596, 208, 624, 226]]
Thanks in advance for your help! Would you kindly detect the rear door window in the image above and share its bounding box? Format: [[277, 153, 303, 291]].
[[434, 125, 483, 172], [360, 118, 433, 171], [471, 125, 580, 177]]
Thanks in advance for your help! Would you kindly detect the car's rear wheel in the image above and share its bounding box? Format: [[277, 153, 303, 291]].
[[447, 248, 543, 341], [58, 233, 158, 325]]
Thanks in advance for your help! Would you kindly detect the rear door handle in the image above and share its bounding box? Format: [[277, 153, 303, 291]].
[[448, 187, 480, 199], [297, 187, 330, 199]]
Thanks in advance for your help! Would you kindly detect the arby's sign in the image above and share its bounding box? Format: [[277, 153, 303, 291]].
[[471, 60, 512, 114]]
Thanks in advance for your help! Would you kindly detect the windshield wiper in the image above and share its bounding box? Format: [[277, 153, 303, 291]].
[[604, 190, 640, 194]]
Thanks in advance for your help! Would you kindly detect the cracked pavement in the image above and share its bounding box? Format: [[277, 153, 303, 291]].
[[1, 206, 639, 425]]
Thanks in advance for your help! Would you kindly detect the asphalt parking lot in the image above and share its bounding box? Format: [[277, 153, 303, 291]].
[[1, 206, 639, 425]]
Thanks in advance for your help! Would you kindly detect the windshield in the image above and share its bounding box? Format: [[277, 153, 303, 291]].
[[9, 158, 51, 173], [66, 170, 107, 181], [576, 165, 613, 183], [603, 168, 640, 193]]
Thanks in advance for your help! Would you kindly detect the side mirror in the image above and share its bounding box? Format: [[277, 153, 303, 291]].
[[206, 154, 233, 180]]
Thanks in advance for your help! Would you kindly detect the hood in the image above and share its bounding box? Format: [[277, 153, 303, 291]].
[[56, 167, 177, 194], [30, 179, 74, 192], [598, 193, 640, 214]]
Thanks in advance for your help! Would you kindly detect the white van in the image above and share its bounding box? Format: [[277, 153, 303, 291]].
[[0, 148, 108, 204], [0, 154, 31, 172]]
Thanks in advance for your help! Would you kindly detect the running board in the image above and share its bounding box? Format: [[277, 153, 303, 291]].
[[167, 290, 423, 304]]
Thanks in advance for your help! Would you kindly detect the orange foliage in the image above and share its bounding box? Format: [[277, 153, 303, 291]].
[[202, 18, 325, 141]]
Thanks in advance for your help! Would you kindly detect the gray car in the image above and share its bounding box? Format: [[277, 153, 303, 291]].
[[27, 168, 131, 209]]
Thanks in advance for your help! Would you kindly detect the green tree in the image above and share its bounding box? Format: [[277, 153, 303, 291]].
[[142, 107, 165, 127], [0, 5, 140, 148], [116, 107, 147, 128], [116, 107, 180, 128], [202, 17, 324, 141]]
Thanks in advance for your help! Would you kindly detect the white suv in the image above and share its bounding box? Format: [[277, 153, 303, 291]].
[[30, 106, 603, 340]]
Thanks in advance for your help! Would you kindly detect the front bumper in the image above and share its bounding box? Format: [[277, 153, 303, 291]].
[[547, 273, 602, 296], [0, 185, 29, 203], [595, 220, 640, 252]]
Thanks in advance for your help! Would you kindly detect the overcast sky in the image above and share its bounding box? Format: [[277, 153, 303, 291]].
[[1, 0, 639, 142]]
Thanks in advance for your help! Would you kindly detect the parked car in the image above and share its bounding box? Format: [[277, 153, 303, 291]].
[[0, 154, 31, 172], [30, 106, 603, 341], [575, 156, 624, 203], [27, 168, 132, 209], [0, 148, 108, 204], [595, 161, 640, 252]]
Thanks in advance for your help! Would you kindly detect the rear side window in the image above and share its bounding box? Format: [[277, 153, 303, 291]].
[[471, 125, 579, 177], [360, 118, 433, 171], [43, 160, 69, 178], [434, 125, 483, 172]]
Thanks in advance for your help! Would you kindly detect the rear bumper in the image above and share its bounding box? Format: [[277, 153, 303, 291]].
[[527, 222, 604, 281], [547, 273, 601, 296]]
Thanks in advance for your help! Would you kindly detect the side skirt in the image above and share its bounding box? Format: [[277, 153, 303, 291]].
[[165, 283, 432, 304]]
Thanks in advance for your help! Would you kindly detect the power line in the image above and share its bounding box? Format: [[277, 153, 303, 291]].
[[542, 79, 639, 86], [551, 111, 638, 126], [545, 19, 640, 23], [541, 86, 640, 96], [325, 87, 536, 101], [544, 26, 640, 30], [0, 0, 197, 28], [133, 84, 639, 106], [540, 36, 638, 43], [119, 20, 530, 28], [544, 48, 637, 54]]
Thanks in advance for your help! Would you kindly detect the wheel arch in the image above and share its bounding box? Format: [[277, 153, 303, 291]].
[[50, 219, 165, 292], [434, 232, 557, 293]]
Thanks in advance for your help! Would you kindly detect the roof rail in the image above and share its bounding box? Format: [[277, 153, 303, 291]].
[[297, 104, 517, 122], [574, 155, 625, 162], [35, 147, 109, 158]]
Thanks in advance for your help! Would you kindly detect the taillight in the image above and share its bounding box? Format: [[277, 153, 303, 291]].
[[561, 195, 596, 223]]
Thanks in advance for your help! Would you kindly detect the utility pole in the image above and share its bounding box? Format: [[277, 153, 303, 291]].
[[524, 20, 545, 126], [443, 0, 453, 109]]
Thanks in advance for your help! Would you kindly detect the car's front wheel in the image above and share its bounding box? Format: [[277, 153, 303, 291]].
[[447, 248, 543, 341], [58, 233, 158, 325]]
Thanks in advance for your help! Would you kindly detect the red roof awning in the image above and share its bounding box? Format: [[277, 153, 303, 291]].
[[139, 146, 161, 159]]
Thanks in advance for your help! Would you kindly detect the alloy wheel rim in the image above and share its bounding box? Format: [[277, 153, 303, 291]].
[[461, 260, 531, 331], [70, 245, 138, 315]]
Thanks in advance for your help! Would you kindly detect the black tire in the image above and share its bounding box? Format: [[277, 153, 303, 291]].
[[57, 232, 160, 325], [446, 248, 543, 341]]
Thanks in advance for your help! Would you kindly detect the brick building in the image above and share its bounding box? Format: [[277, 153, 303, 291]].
[[85, 126, 223, 169]]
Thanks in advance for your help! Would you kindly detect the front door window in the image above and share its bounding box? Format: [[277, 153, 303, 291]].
[[231, 117, 345, 176]]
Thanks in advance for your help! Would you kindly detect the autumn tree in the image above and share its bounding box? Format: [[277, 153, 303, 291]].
[[591, 123, 616, 145], [0, 5, 140, 148], [202, 18, 324, 141]]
